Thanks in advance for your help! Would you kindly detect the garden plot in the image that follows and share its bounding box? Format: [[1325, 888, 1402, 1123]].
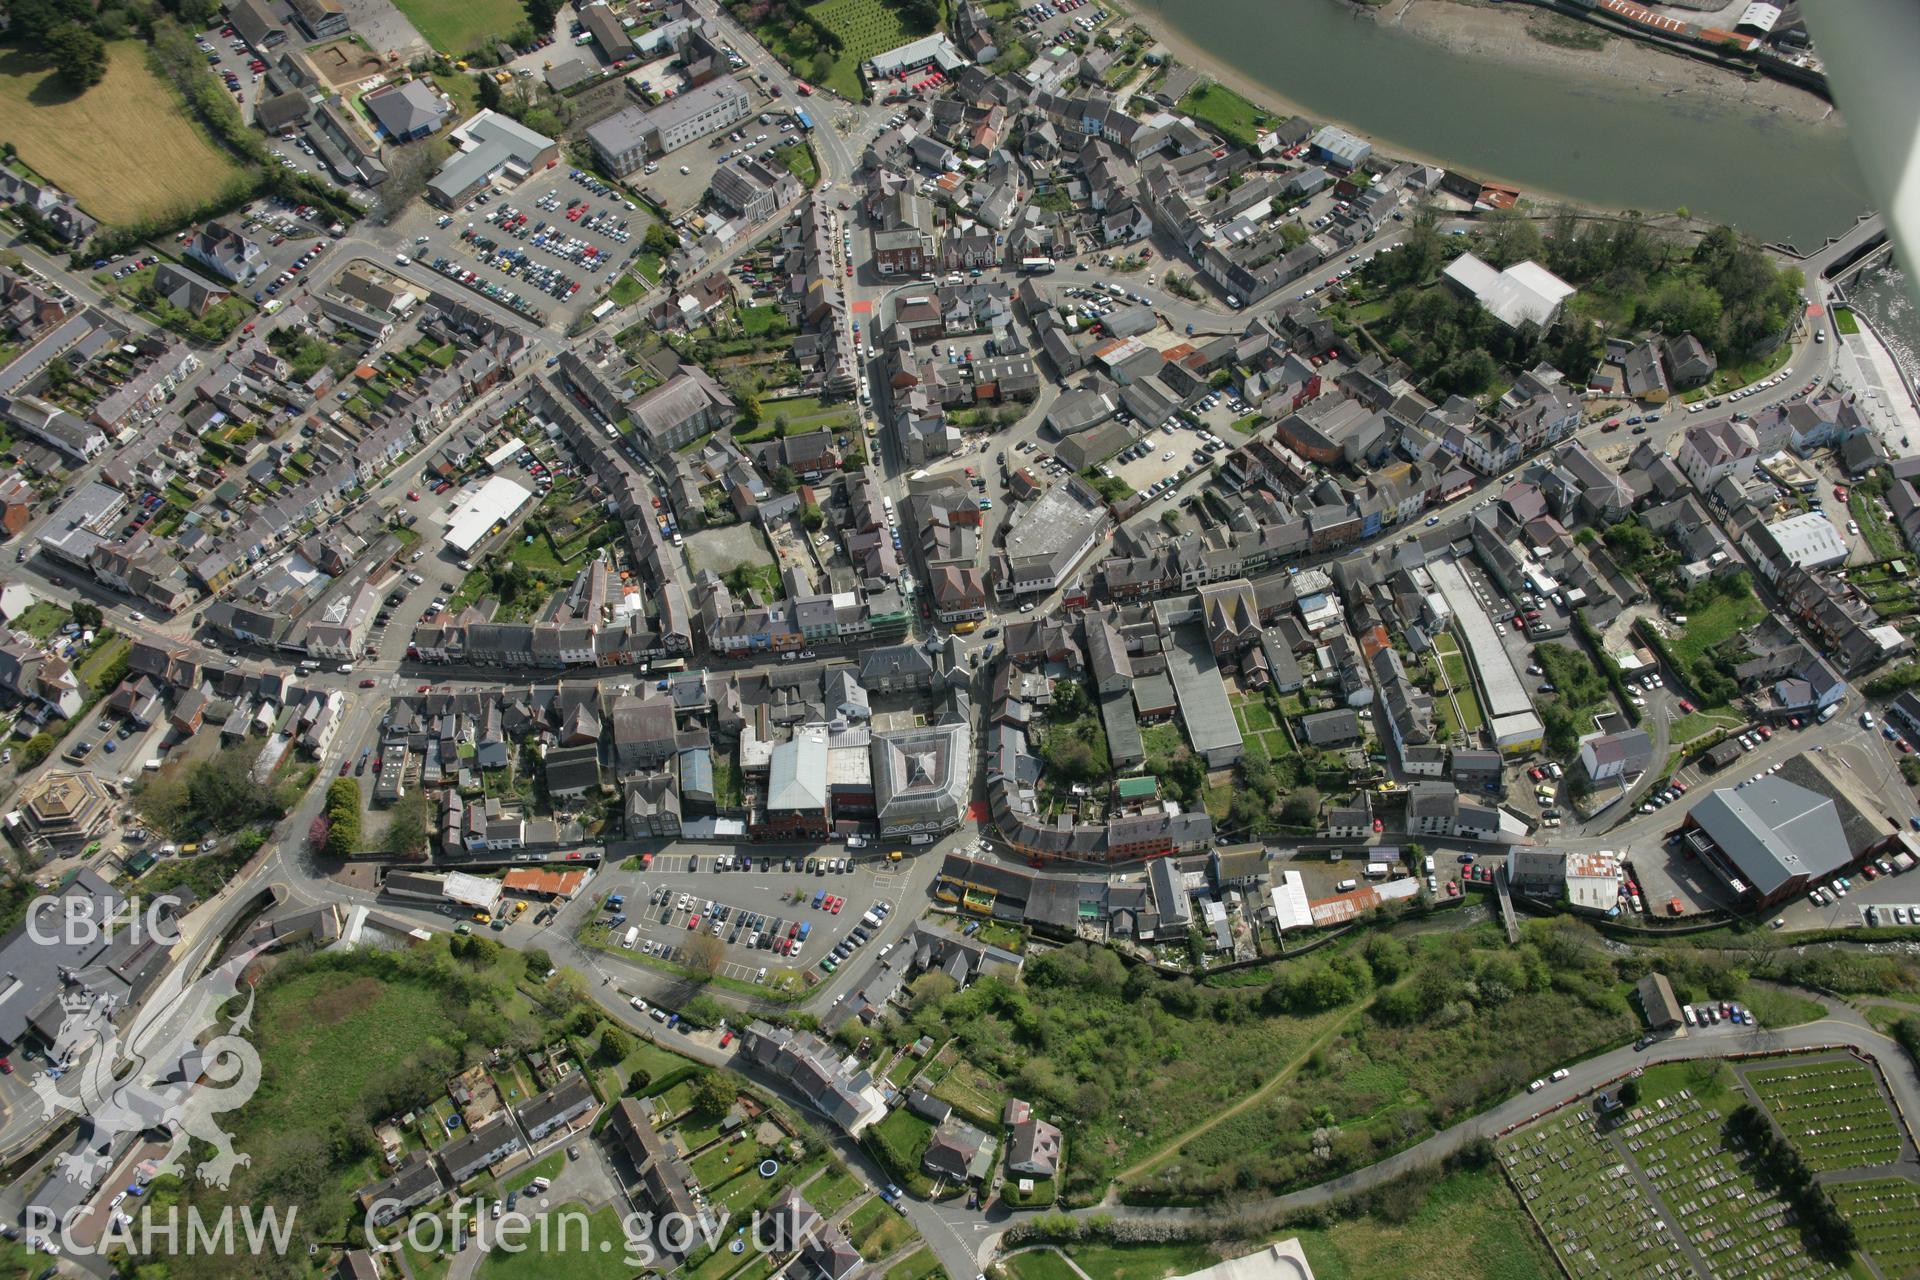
[[1744, 1057, 1906, 1172]]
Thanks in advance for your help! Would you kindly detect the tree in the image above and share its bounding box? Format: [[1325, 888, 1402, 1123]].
[[372, 138, 446, 226], [476, 72, 502, 111], [643, 222, 677, 256], [1049, 678, 1089, 720], [683, 932, 725, 978], [1479, 207, 1543, 269], [524, 947, 552, 974], [688, 1069, 735, 1116], [69, 601, 102, 629], [598, 1025, 634, 1063], [1618, 1077, 1641, 1108], [799, 502, 824, 531], [383, 786, 431, 858], [523, 0, 563, 38], [809, 51, 833, 83], [897, 0, 939, 28], [18, 732, 54, 768], [739, 392, 763, 427], [323, 778, 362, 858]]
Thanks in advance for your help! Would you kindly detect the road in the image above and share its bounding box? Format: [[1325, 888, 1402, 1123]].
[[1, 13, 1911, 1278]]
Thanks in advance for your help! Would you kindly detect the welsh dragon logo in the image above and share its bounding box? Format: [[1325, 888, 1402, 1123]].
[[33, 944, 267, 1190]]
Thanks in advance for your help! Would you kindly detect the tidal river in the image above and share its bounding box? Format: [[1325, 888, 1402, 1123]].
[[1132, 0, 1871, 248]]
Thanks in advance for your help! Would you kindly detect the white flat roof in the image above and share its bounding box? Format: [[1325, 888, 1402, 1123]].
[[484, 436, 526, 469], [443, 871, 502, 910], [444, 474, 535, 554], [1269, 870, 1313, 933]]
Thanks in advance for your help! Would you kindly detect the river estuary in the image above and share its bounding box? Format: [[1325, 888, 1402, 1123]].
[[1135, 0, 1872, 248]]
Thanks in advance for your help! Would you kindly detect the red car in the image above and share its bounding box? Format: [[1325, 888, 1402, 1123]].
[[338, 760, 351, 776], [829, 897, 843, 914], [359, 678, 376, 688], [718, 1031, 733, 1049], [1835, 485, 1849, 502], [1757, 725, 1772, 740], [1677, 698, 1695, 713], [406, 490, 420, 501], [686, 914, 700, 930], [640, 852, 654, 868], [417, 684, 432, 693]]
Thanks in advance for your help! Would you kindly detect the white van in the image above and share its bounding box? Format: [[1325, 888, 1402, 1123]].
[[1335, 878, 1358, 893]]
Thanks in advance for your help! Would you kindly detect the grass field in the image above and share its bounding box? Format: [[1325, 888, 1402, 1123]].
[[1833, 307, 1860, 336], [1176, 82, 1271, 149], [391, 0, 527, 56], [0, 43, 251, 225], [1282, 1166, 1556, 1280]]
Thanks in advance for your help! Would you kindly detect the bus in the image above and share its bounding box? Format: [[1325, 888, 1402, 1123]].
[[590, 299, 615, 320], [793, 109, 815, 131], [794, 80, 813, 95], [1020, 257, 1056, 274]]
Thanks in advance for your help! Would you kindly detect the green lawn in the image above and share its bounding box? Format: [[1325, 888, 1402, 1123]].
[[610, 273, 649, 306], [885, 1248, 943, 1280], [76, 632, 131, 693], [475, 1203, 643, 1279], [1668, 589, 1765, 672], [433, 71, 484, 119], [1176, 81, 1273, 148], [11, 600, 68, 642], [1007, 1255, 1084, 1280], [1851, 489, 1903, 560], [391, 0, 526, 55], [1833, 306, 1861, 336], [777, 139, 820, 186], [634, 251, 664, 283], [803, 1165, 865, 1216], [1669, 706, 1744, 745], [1059, 1242, 1217, 1280], [846, 1195, 918, 1260]]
